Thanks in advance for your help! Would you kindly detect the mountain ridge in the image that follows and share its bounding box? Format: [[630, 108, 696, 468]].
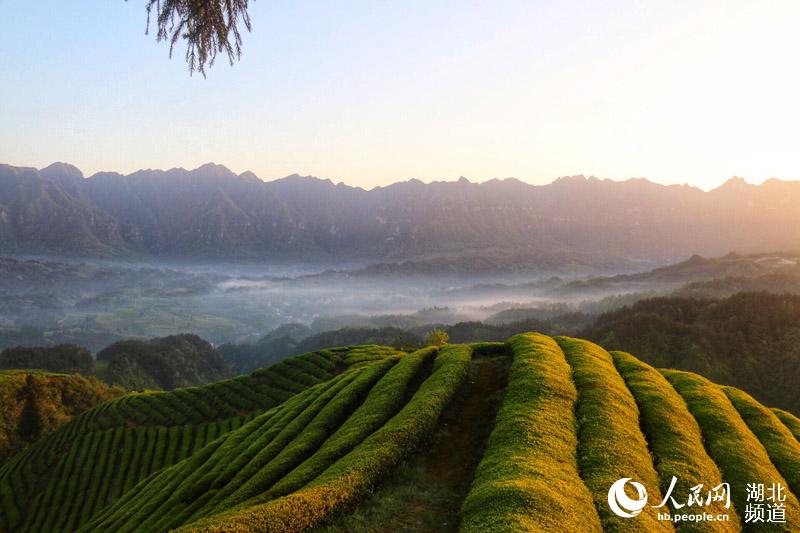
[[3, 162, 800, 263]]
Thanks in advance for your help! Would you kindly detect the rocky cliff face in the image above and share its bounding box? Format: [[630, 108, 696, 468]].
[[0, 164, 127, 256]]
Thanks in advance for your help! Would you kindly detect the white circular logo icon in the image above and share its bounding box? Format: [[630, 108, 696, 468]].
[[608, 478, 648, 518]]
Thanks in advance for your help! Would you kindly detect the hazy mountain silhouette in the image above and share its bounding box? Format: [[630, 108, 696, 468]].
[[2, 162, 800, 264]]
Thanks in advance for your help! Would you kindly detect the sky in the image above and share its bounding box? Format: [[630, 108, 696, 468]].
[[1, 0, 799, 190]]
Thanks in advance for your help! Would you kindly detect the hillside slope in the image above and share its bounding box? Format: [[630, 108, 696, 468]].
[[2, 335, 800, 531], [583, 292, 800, 413]]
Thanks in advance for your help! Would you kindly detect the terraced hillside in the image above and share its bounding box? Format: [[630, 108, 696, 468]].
[[2, 335, 800, 532]]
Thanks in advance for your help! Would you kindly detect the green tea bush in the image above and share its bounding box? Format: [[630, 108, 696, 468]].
[[300, 352, 337, 372], [461, 333, 600, 532], [664, 369, 800, 531], [725, 386, 800, 497], [283, 357, 330, 380], [557, 337, 670, 532], [202, 358, 401, 518], [86, 374, 357, 532], [612, 351, 735, 532], [245, 348, 437, 505], [774, 408, 800, 442], [180, 345, 470, 533]]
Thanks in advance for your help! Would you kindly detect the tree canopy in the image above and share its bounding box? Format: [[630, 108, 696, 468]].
[[141, 0, 253, 75]]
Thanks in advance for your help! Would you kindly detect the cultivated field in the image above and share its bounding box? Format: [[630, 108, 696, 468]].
[[1, 335, 799, 532]]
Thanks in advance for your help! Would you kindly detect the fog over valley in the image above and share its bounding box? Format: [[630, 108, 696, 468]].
[[4, 250, 800, 355]]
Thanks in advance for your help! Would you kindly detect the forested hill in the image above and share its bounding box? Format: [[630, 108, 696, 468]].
[[0, 371, 122, 461], [4, 162, 800, 262], [583, 292, 800, 413], [96, 335, 230, 390]]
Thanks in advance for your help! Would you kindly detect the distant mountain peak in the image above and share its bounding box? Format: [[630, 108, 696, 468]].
[[86, 170, 125, 181], [717, 176, 753, 190], [40, 162, 84, 180], [238, 170, 261, 182], [272, 174, 332, 185], [193, 162, 234, 176], [484, 177, 527, 187], [553, 174, 588, 185]]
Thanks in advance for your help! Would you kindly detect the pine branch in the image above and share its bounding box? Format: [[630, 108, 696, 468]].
[[137, 0, 253, 76]]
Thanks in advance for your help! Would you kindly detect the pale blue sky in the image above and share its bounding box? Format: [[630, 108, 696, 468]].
[[1, 1, 799, 189]]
